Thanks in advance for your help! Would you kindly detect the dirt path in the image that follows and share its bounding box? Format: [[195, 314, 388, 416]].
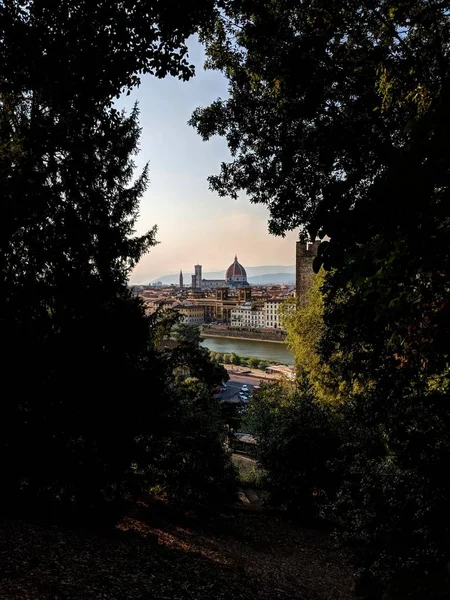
[[0, 503, 354, 600]]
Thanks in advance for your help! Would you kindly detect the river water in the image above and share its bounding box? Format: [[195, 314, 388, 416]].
[[202, 336, 294, 365]]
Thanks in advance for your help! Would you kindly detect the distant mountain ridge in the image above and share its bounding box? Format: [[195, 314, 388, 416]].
[[248, 273, 295, 284], [151, 265, 295, 285]]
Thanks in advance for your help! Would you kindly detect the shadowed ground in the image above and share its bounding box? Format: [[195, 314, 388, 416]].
[[0, 499, 354, 600]]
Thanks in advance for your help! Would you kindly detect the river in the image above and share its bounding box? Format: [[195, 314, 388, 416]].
[[202, 336, 294, 365]]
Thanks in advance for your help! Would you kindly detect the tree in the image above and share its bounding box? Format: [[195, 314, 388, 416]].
[[247, 380, 339, 520], [192, 0, 450, 272], [141, 375, 237, 505], [192, 3, 450, 596], [0, 0, 219, 512], [173, 323, 204, 346], [248, 356, 260, 369], [331, 389, 450, 600], [281, 269, 351, 403], [191, 0, 449, 374], [229, 352, 241, 365], [1, 100, 160, 510], [220, 401, 242, 433], [169, 324, 228, 389]]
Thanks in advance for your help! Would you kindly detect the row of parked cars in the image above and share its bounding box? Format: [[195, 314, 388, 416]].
[[239, 384, 249, 402]]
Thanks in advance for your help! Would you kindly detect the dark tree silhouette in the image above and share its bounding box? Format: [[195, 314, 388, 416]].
[[0, 0, 227, 513], [191, 2, 450, 596]]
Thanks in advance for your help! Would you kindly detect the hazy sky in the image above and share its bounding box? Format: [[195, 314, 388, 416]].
[[118, 37, 298, 284]]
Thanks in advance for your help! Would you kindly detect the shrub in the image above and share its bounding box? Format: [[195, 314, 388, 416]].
[[248, 356, 260, 369], [333, 390, 450, 600], [247, 380, 339, 520], [230, 352, 241, 365]]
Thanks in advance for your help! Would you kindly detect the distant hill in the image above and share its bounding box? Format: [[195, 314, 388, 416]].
[[152, 265, 295, 285], [248, 273, 295, 284]]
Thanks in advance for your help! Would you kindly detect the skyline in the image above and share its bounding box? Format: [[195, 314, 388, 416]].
[[116, 36, 299, 284], [149, 261, 297, 286]]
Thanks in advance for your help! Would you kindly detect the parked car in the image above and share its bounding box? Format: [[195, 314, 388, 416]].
[[241, 384, 249, 392]]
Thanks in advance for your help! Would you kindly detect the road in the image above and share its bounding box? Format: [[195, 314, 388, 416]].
[[219, 374, 265, 404]]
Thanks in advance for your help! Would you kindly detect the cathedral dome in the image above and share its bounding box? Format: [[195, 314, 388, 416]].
[[226, 255, 247, 282]]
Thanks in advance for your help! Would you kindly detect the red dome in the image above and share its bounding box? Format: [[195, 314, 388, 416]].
[[226, 255, 247, 280]]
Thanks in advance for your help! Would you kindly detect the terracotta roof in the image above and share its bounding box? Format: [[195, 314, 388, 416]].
[[225, 255, 247, 280]]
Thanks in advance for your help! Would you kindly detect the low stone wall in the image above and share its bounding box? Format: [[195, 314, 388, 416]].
[[202, 326, 287, 343]]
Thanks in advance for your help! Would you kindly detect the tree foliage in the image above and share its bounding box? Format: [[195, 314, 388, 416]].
[[191, 0, 450, 266], [173, 323, 204, 346], [192, 3, 450, 596], [333, 390, 450, 600], [248, 356, 260, 369], [247, 380, 339, 520], [192, 0, 450, 384], [0, 0, 234, 514], [229, 352, 241, 365]]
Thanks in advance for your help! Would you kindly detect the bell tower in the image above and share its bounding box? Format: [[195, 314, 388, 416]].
[[296, 240, 320, 303], [179, 270, 183, 288], [194, 264, 202, 289]]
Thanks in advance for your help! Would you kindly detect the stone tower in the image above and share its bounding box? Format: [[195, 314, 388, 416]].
[[194, 264, 202, 289], [179, 270, 183, 288], [296, 240, 320, 303]]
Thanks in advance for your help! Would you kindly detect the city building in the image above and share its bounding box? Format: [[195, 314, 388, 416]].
[[137, 253, 298, 328], [189, 255, 250, 290], [230, 302, 265, 328], [191, 264, 203, 289], [230, 298, 285, 330], [225, 255, 250, 287], [264, 299, 284, 329], [187, 287, 252, 323], [179, 303, 204, 324]]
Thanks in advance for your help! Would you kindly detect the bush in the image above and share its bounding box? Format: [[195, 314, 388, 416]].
[[232, 455, 265, 488], [146, 377, 238, 505], [248, 356, 260, 369], [247, 380, 339, 520], [333, 390, 450, 600], [230, 352, 241, 365]]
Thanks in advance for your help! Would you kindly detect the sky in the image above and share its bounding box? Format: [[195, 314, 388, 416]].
[[117, 37, 298, 284]]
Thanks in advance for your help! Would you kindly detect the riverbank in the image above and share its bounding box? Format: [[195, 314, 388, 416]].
[[224, 365, 279, 381], [202, 326, 287, 343], [202, 336, 293, 365], [203, 332, 286, 344]]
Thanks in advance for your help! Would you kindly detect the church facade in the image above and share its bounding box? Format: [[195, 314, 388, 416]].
[[190, 255, 250, 289]]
